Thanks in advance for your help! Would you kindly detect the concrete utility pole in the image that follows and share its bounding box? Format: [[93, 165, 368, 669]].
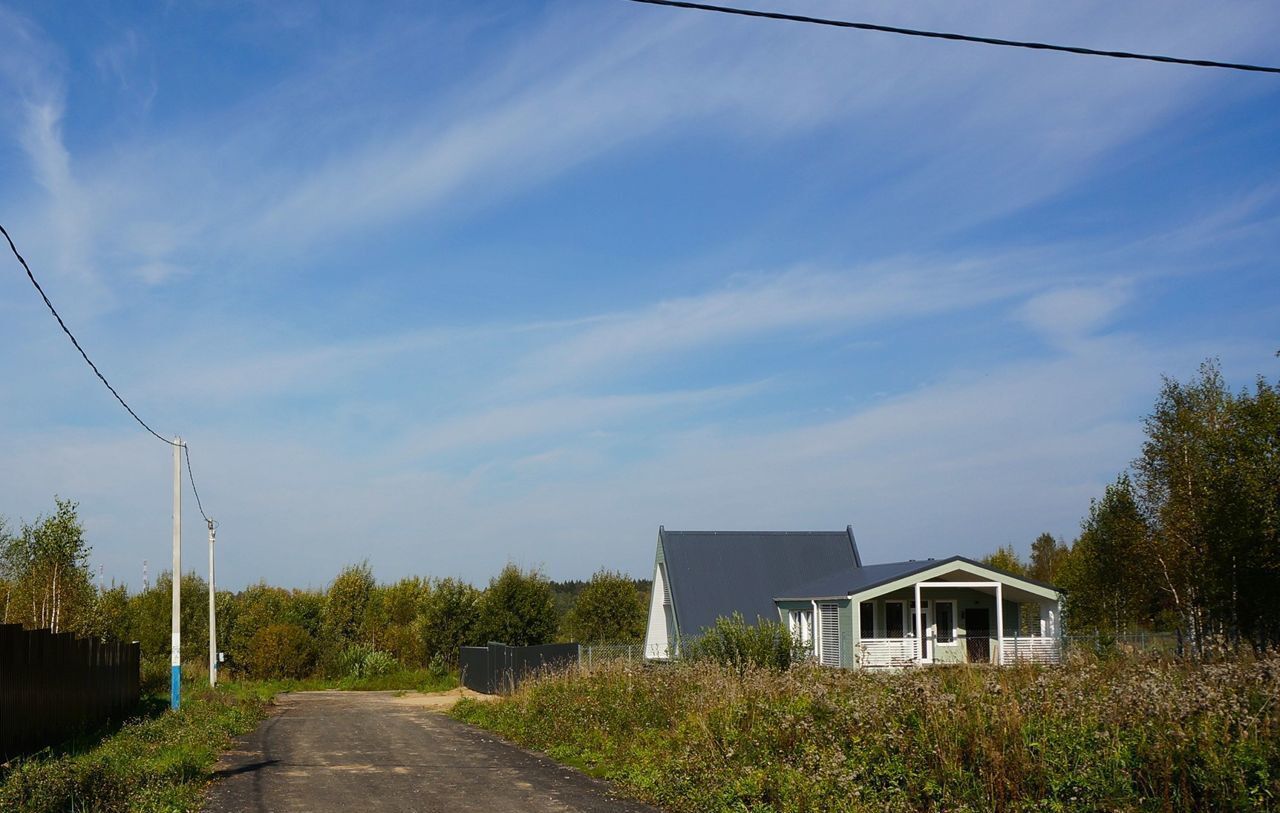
[[171, 437, 183, 710], [208, 519, 217, 688]]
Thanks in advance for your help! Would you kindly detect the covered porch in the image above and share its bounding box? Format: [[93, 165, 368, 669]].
[[852, 563, 1062, 668]]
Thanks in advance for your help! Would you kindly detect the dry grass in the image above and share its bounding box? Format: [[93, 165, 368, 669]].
[[454, 653, 1280, 812]]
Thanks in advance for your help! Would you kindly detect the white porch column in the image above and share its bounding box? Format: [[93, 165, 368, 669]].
[[1039, 598, 1059, 638], [913, 582, 923, 664], [995, 582, 1005, 664]]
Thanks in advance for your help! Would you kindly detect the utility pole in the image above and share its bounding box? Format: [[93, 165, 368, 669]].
[[208, 519, 217, 688], [142, 559, 149, 591], [171, 437, 182, 710]]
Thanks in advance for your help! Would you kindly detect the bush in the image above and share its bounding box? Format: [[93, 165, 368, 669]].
[[361, 650, 397, 678], [333, 644, 397, 679], [244, 623, 316, 679], [685, 613, 801, 671]]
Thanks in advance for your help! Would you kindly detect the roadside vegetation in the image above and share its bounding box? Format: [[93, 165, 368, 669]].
[[0, 684, 271, 813], [2, 504, 650, 692], [454, 652, 1280, 812]]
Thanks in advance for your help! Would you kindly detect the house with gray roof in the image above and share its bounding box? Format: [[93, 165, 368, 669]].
[[644, 526, 1063, 668]]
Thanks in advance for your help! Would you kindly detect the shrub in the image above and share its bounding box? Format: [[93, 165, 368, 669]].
[[244, 623, 316, 679], [685, 612, 800, 671], [361, 650, 397, 678], [333, 644, 397, 679]]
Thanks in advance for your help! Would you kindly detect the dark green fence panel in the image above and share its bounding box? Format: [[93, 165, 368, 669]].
[[458, 642, 580, 694]]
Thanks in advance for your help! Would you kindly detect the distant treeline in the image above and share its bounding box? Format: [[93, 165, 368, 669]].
[[984, 359, 1279, 646], [1, 505, 651, 686]]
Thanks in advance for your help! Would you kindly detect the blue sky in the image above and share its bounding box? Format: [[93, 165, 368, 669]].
[[1, 1, 1277, 591]]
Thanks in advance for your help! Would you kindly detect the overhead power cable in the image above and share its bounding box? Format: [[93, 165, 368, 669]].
[[626, 0, 1280, 75], [2, 222, 214, 523], [2, 224, 177, 445], [184, 445, 213, 526]]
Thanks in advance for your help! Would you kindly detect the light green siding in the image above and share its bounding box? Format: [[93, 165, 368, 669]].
[[838, 600, 853, 667]]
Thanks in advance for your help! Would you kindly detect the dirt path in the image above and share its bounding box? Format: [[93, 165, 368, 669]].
[[203, 690, 660, 813]]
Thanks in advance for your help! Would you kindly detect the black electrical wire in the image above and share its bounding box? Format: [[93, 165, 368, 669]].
[[626, 0, 1280, 75], [3, 222, 214, 524], [2, 223, 178, 445], [184, 444, 213, 525]]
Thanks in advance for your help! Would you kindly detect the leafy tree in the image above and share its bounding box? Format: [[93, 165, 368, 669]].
[[1058, 475, 1153, 633], [129, 571, 210, 665], [245, 623, 317, 679], [373, 578, 429, 664], [1132, 361, 1280, 643], [476, 564, 557, 646], [226, 583, 285, 665], [981, 545, 1027, 576], [1028, 533, 1070, 584], [82, 583, 131, 641], [324, 562, 376, 646], [563, 569, 647, 643], [418, 577, 482, 663], [0, 499, 95, 633]]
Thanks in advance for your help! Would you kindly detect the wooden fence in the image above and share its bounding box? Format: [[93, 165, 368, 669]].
[[0, 623, 140, 761]]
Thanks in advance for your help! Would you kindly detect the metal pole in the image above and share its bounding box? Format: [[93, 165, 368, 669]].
[[171, 437, 183, 710], [208, 520, 217, 688]]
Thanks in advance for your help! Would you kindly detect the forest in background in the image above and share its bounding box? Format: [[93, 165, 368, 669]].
[[984, 360, 1279, 645], [4, 358, 1276, 687], [0, 508, 650, 688]]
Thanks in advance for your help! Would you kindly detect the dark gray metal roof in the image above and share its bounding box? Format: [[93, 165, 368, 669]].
[[775, 560, 933, 600], [774, 555, 1062, 600], [660, 527, 861, 636]]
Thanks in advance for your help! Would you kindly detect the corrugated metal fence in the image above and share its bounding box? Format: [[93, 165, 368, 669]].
[[0, 623, 141, 761], [459, 642, 580, 694]]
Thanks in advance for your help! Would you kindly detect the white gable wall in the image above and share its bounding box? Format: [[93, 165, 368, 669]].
[[644, 560, 675, 659]]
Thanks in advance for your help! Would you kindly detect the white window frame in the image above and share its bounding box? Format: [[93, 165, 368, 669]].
[[788, 608, 813, 649]]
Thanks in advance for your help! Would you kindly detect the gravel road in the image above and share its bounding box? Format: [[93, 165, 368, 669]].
[[203, 690, 660, 813]]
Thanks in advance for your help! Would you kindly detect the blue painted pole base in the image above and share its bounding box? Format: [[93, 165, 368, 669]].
[[171, 665, 181, 710]]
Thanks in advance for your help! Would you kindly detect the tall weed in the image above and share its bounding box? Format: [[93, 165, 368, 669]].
[[454, 654, 1280, 812]]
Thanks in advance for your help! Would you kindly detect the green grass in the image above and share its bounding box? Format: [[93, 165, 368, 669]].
[[453, 654, 1280, 813], [0, 667, 459, 813], [0, 684, 273, 813]]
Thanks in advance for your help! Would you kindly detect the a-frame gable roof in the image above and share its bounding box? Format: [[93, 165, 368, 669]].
[[774, 555, 1062, 601], [659, 526, 861, 637]]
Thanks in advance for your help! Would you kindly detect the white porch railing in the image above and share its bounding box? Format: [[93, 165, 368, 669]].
[[999, 636, 1061, 665], [857, 636, 1062, 667], [857, 638, 918, 668]]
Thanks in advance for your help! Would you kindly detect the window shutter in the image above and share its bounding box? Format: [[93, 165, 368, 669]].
[[819, 603, 840, 666]]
